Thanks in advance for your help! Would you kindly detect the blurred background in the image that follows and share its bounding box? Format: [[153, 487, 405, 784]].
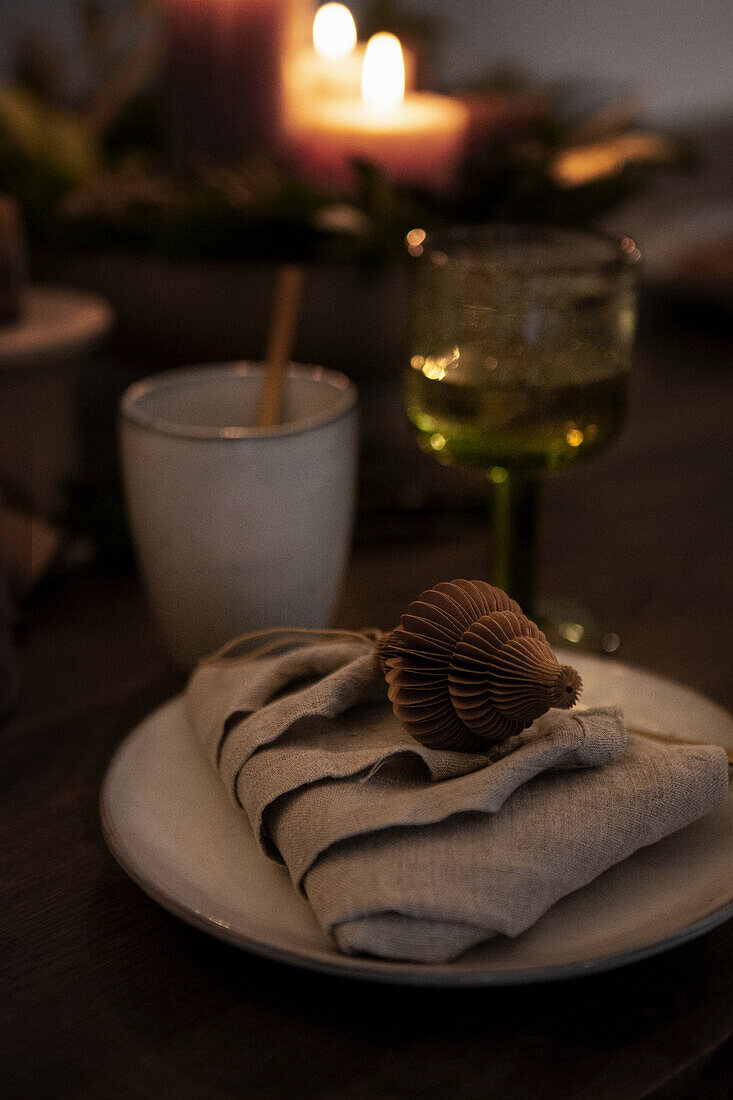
[[0, 0, 731, 666], [3, 0, 733, 121]]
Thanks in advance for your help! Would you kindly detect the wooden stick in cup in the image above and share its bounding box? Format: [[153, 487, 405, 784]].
[[257, 265, 305, 428]]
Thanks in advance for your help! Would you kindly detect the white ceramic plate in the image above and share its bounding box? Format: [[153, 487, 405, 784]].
[[0, 287, 113, 370], [100, 651, 733, 986]]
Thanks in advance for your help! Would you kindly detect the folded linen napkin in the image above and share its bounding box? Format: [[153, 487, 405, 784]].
[[185, 631, 729, 963]]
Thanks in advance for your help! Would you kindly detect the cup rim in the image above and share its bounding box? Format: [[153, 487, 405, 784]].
[[411, 222, 642, 277], [119, 362, 358, 441]]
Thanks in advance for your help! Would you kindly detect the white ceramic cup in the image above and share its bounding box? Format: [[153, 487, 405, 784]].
[[119, 362, 358, 666]]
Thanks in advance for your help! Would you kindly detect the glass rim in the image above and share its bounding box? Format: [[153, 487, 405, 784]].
[[410, 222, 642, 277]]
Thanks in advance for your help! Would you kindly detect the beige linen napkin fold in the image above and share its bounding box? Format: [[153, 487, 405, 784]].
[[185, 633, 729, 964]]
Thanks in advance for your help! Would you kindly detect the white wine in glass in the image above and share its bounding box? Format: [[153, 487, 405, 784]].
[[406, 224, 640, 626]]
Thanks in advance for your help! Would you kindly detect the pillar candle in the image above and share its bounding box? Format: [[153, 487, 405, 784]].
[[289, 34, 468, 193], [161, 0, 309, 168]]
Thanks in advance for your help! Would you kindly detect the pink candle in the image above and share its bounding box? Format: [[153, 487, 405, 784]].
[[161, 0, 307, 167], [289, 33, 468, 194], [291, 96, 468, 192]]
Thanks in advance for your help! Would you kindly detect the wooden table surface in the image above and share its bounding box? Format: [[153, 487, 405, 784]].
[[2, 292, 732, 1099]]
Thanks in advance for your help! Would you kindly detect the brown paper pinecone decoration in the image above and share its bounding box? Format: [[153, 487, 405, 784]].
[[377, 579, 582, 751]]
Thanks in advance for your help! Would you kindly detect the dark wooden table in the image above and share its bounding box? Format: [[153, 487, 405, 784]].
[[2, 291, 732, 1099]]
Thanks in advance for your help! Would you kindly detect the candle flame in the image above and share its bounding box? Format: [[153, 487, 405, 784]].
[[362, 33, 405, 109], [313, 4, 357, 61]]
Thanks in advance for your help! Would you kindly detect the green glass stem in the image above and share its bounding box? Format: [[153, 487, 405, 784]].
[[488, 469, 539, 616]]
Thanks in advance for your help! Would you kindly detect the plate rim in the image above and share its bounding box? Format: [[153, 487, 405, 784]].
[[100, 656, 733, 987]]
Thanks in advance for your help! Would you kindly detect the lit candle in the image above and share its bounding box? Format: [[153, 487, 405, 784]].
[[289, 4, 417, 106], [161, 0, 310, 167], [288, 2, 364, 107], [290, 33, 468, 192], [313, 3, 357, 62]]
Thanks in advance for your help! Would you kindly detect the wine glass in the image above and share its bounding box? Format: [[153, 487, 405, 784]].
[[405, 223, 640, 642]]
